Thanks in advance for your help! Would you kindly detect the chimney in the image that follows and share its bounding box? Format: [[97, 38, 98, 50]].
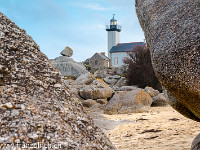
[[101, 52, 105, 56]]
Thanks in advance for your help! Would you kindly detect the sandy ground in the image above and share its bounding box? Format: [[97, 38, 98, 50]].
[[88, 106, 200, 150]]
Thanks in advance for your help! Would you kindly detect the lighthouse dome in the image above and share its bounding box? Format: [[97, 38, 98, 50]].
[[110, 17, 117, 22], [110, 15, 117, 25]]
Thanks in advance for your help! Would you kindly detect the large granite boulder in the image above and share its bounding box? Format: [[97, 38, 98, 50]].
[[115, 77, 127, 87], [120, 86, 138, 91], [75, 72, 95, 85], [94, 69, 108, 79], [96, 99, 108, 105], [144, 86, 160, 97], [94, 68, 115, 79], [60, 46, 73, 57], [103, 76, 118, 85], [63, 79, 80, 96], [79, 80, 114, 100], [82, 99, 98, 108], [51, 56, 88, 78], [191, 133, 200, 150], [135, 1, 200, 121], [0, 12, 115, 149], [104, 88, 152, 115], [151, 93, 168, 107]]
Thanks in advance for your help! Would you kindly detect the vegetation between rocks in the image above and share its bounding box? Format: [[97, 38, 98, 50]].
[[123, 45, 162, 91]]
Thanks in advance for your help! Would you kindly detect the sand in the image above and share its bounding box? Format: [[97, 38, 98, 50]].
[[91, 106, 200, 150]]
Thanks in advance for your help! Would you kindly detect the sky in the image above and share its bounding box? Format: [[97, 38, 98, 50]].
[[0, 0, 144, 62]]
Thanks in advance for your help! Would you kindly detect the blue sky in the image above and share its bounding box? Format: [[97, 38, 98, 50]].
[[0, 0, 144, 62]]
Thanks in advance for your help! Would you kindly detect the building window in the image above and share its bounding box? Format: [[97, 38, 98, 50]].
[[95, 60, 98, 65], [114, 57, 118, 65]]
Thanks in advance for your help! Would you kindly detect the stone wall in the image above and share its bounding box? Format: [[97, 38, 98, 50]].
[[89, 53, 109, 72]]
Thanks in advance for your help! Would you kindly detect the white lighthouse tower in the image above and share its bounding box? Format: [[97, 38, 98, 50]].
[[106, 14, 122, 60]]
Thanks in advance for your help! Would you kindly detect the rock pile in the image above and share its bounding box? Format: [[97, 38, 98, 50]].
[[94, 68, 116, 79], [144, 86, 168, 107], [94, 69, 127, 88], [68, 71, 167, 115], [0, 12, 115, 149], [64, 73, 114, 108]]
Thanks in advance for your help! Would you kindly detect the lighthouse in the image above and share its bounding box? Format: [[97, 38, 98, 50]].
[[106, 14, 122, 60]]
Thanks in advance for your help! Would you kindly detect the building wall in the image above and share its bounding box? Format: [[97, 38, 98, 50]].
[[104, 60, 109, 68], [110, 52, 129, 67], [89, 53, 109, 72], [108, 31, 119, 58]]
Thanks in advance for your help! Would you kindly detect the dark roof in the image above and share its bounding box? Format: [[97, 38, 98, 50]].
[[98, 53, 110, 61], [109, 42, 145, 53]]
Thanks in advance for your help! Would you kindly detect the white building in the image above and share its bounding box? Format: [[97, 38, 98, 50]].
[[106, 15, 145, 67], [109, 42, 145, 67]]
